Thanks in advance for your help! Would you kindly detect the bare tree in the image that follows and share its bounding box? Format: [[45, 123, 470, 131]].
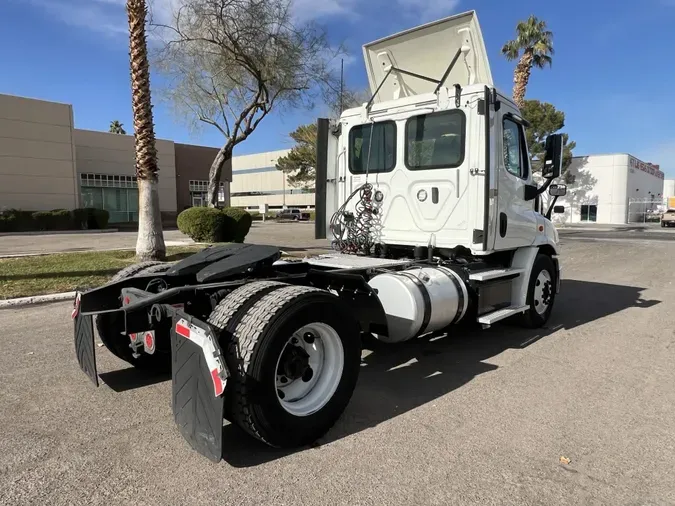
[[153, 0, 344, 207]]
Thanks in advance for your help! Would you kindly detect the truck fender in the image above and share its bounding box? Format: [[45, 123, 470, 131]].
[[510, 245, 562, 308]]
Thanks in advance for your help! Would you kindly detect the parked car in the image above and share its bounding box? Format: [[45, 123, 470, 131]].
[[277, 208, 311, 221], [661, 209, 675, 227]]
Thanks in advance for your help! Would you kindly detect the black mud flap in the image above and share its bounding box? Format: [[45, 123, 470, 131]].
[[171, 312, 225, 462], [73, 300, 99, 387]]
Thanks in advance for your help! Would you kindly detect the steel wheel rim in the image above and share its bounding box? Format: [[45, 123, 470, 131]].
[[275, 322, 344, 417], [533, 269, 553, 315]]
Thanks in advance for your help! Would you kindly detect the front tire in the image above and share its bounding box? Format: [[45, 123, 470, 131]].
[[214, 284, 362, 448], [518, 253, 556, 328]]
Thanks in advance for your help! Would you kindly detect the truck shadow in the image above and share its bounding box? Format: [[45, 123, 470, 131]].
[[220, 278, 660, 467]]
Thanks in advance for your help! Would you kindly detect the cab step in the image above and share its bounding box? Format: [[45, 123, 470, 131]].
[[477, 305, 529, 326], [469, 268, 524, 282]]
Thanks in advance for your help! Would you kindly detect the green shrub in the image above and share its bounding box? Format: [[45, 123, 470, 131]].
[[177, 207, 227, 242], [0, 216, 11, 232], [250, 211, 279, 221], [308, 210, 316, 221], [72, 208, 89, 229], [92, 209, 109, 229], [32, 209, 72, 231], [72, 208, 109, 229], [221, 207, 252, 243], [177, 207, 253, 243], [1, 209, 35, 232]]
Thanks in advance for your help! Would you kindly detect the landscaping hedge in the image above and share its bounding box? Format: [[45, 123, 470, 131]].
[[249, 211, 279, 221], [222, 207, 253, 243], [177, 206, 253, 243], [0, 208, 110, 233]]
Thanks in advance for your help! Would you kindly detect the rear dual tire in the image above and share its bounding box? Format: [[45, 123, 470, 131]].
[[208, 282, 361, 448]]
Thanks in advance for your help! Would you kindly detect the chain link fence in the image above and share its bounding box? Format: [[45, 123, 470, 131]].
[[628, 197, 666, 224]]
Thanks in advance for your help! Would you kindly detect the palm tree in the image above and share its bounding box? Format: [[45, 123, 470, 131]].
[[109, 120, 126, 134], [126, 0, 165, 260], [501, 15, 554, 109]]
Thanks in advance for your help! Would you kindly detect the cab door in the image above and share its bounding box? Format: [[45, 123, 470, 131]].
[[492, 109, 537, 250]]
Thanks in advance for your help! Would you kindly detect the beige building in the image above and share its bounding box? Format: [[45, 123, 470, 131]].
[[0, 94, 79, 211], [230, 149, 315, 211], [0, 92, 316, 222], [74, 129, 177, 222]]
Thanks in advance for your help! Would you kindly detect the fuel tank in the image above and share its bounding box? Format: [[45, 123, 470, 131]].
[[368, 266, 469, 343]]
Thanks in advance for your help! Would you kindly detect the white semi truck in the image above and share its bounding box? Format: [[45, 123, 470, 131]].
[[72, 11, 567, 462]]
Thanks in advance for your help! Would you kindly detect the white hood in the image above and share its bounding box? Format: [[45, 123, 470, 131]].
[[362, 10, 493, 103]]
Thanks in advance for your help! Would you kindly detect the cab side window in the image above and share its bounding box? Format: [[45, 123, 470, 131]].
[[502, 118, 529, 179]]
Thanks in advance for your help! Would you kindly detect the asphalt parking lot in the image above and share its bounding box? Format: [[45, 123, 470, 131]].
[[2, 237, 675, 505]]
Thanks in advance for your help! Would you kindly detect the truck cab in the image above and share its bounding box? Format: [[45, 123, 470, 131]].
[[320, 11, 564, 258]]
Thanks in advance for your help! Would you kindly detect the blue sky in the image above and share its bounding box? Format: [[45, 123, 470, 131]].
[[1, 0, 674, 177]]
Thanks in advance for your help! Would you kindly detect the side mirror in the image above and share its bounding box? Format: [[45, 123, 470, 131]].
[[549, 184, 567, 197], [542, 134, 563, 179], [553, 205, 565, 214]]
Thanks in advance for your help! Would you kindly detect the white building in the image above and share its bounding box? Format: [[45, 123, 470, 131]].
[[229, 148, 315, 211], [664, 179, 675, 204], [553, 153, 667, 224]]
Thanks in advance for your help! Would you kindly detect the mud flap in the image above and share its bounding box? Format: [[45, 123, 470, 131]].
[[171, 312, 225, 462], [73, 293, 98, 387]]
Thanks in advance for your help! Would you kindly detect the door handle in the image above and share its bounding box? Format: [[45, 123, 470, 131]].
[[431, 187, 439, 204]]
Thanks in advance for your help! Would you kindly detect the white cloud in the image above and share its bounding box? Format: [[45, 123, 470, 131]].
[[398, 0, 460, 23], [25, 0, 127, 35], [291, 0, 357, 21], [22, 0, 176, 37]]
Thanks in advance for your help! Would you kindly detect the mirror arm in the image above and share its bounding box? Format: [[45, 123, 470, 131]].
[[545, 194, 560, 220], [535, 175, 554, 196]]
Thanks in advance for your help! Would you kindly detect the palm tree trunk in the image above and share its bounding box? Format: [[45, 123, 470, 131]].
[[207, 145, 232, 207], [512, 51, 533, 109], [126, 0, 165, 260]]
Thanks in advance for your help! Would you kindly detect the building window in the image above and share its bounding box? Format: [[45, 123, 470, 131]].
[[80, 173, 137, 188], [188, 180, 225, 206], [580, 204, 597, 222], [80, 173, 139, 223], [405, 110, 465, 170]]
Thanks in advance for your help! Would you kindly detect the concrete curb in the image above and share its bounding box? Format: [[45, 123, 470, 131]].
[[0, 291, 77, 309], [0, 229, 119, 237]]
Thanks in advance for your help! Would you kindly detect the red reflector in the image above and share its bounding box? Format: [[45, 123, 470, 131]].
[[145, 333, 154, 348], [211, 369, 224, 396], [71, 294, 81, 320], [123, 296, 130, 305], [175, 323, 190, 339], [538, 225, 544, 232]]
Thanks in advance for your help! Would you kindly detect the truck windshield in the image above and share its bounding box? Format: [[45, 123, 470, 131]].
[[405, 110, 465, 170], [349, 121, 396, 174]]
